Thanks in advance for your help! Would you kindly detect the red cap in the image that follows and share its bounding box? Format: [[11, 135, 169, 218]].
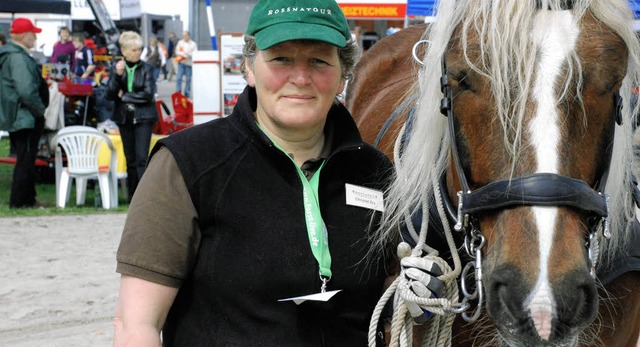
[[10, 18, 42, 34]]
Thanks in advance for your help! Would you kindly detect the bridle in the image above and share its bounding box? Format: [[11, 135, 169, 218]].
[[436, 56, 618, 321]]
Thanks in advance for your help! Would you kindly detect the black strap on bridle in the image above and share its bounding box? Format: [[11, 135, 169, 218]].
[[439, 57, 612, 221], [535, 0, 574, 10], [462, 173, 608, 217], [373, 94, 417, 148]]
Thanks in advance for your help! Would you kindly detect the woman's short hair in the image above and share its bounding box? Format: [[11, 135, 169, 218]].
[[119, 31, 143, 50], [72, 32, 85, 43], [240, 36, 361, 82]]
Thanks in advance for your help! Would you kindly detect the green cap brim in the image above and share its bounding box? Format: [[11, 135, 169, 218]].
[[254, 22, 347, 50]]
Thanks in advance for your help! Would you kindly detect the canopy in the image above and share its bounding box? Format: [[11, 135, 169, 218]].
[[631, 2, 640, 18], [406, 1, 640, 18], [407, 0, 435, 17], [0, 0, 71, 15]]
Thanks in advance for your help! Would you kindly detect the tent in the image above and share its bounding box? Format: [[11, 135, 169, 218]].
[[407, 0, 436, 17], [0, 0, 71, 15], [407, 0, 640, 18], [631, 2, 640, 18]]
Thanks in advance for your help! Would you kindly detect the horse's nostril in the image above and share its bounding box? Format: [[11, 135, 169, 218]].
[[558, 273, 598, 327], [497, 283, 528, 322], [489, 266, 530, 322]]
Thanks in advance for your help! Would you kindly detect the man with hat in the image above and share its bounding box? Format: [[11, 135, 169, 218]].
[[0, 18, 49, 208]]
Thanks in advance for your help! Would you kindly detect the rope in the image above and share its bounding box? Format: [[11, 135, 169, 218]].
[[368, 122, 466, 347]]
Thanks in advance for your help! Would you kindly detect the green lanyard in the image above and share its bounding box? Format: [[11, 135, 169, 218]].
[[258, 124, 333, 287], [125, 63, 138, 92]]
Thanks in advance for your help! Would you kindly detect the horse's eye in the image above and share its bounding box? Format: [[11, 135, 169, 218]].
[[451, 72, 473, 92], [458, 76, 472, 91]]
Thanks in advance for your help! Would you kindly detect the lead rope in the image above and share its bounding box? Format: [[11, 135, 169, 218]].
[[368, 124, 465, 347]]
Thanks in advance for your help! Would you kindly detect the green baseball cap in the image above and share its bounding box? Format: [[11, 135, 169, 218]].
[[246, 0, 351, 50]]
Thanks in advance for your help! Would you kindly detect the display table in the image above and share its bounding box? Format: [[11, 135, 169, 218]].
[[98, 133, 165, 177]]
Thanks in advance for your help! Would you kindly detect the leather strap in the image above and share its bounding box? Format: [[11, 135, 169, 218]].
[[462, 173, 608, 217]]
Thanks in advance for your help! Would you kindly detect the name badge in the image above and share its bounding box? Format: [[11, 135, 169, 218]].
[[345, 183, 384, 212]]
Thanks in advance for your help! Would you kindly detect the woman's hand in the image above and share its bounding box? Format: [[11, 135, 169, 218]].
[[116, 60, 126, 76]]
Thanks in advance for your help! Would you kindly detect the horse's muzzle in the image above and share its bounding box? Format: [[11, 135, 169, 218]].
[[485, 264, 598, 346]]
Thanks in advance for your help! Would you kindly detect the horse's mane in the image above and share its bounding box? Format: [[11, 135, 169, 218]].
[[376, 0, 640, 267]]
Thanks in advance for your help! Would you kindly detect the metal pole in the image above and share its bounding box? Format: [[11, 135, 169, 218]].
[[204, 0, 217, 50]]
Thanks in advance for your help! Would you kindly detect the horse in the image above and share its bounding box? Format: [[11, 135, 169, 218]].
[[346, 1, 640, 346]]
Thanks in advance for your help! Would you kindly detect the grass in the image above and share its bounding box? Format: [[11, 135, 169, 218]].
[[0, 137, 129, 217]]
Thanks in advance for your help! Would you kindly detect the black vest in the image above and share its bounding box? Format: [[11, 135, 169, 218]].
[[155, 87, 394, 346]]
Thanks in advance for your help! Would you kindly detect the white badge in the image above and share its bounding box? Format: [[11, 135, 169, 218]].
[[278, 290, 342, 305], [345, 183, 384, 212]]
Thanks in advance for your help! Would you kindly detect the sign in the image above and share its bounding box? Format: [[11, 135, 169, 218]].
[[120, 0, 141, 19], [192, 50, 222, 124], [337, 0, 407, 19], [219, 33, 247, 117], [72, 0, 121, 20]]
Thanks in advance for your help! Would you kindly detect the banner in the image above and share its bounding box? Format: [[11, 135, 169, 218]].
[[337, 0, 407, 19]]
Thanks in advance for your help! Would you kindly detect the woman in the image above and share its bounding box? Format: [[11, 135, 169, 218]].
[[50, 26, 74, 65], [113, 1, 395, 346], [106, 31, 157, 202], [141, 35, 165, 83]]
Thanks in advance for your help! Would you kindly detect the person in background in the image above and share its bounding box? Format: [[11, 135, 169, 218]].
[[174, 30, 196, 98], [71, 32, 95, 80], [158, 38, 168, 80], [50, 26, 74, 66], [141, 35, 165, 83], [0, 18, 49, 208], [0, 32, 6, 47], [112, 0, 396, 345], [105, 31, 157, 202], [166, 31, 177, 81]]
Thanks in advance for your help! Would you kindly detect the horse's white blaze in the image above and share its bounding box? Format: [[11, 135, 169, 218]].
[[527, 208, 557, 341], [527, 10, 580, 340]]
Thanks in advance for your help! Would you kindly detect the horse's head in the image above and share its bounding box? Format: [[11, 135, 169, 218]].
[[444, 7, 627, 345], [382, 1, 640, 346]]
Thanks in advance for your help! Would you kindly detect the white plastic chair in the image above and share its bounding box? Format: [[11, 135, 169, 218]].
[[51, 126, 119, 209]]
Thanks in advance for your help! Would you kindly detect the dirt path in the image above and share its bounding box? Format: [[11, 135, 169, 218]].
[[0, 213, 126, 347]]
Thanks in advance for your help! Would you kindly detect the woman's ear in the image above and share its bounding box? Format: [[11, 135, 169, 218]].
[[337, 78, 346, 96], [245, 64, 256, 87]]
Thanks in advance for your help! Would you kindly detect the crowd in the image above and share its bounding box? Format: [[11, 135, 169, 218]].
[[0, 15, 200, 207]]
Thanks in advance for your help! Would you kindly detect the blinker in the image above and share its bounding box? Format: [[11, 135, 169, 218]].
[[535, 0, 574, 10], [614, 92, 623, 126], [440, 58, 452, 116]]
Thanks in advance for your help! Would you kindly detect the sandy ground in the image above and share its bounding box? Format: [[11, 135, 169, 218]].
[[0, 213, 126, 347]]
